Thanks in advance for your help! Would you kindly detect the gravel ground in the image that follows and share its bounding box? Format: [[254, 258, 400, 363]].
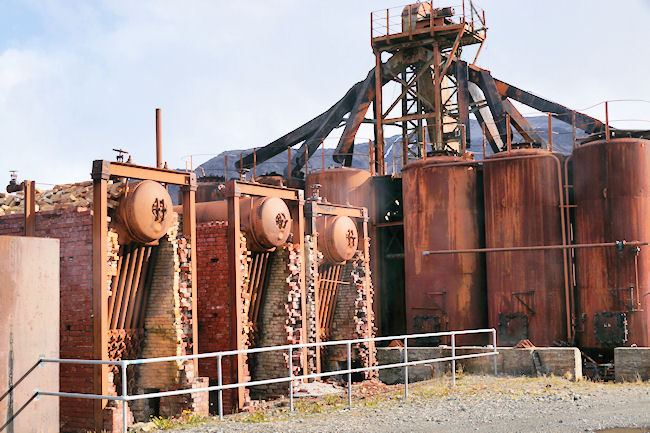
[[147, 375, 650, 433]]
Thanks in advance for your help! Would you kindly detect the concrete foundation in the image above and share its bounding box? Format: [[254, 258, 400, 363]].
[[615, 347, 650, 382], [0, 236, 60, 433], [377, 346, 582, 385]]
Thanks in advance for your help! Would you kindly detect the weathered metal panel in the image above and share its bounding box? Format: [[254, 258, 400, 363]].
[[306, 168, 372, 210], [484, 149, 568, 346], [573, 138, 650, 349], [402, 155, 487, 345]]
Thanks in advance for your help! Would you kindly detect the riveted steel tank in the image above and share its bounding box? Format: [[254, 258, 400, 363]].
[[190, 196, 292, 251], [402, 155, 487, 345], [483, 148, 568, 347], [316, 215, 359, 264], [573, 138, 650, 349], [306, 167, 372, 210], [116, 180, 174, 244]]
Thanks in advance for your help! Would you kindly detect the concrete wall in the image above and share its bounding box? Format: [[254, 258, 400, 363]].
[[615, 347, 650, 382], [377, 346, 582, 384], [0, 236, 60, 433]]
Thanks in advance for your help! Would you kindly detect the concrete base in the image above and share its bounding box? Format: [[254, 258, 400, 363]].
[[377, 346, 582, 385], [615, 347, 650, 382], [0, 236, 60, 433]]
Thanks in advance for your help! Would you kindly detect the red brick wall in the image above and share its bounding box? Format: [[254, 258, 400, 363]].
[[196, 221, 237, 413], [0, 209, 94, 433]]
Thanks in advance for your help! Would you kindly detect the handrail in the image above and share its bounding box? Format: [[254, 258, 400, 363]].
[[36, 328, 498, 433]]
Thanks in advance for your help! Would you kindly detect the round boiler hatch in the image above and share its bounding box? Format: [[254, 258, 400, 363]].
[[318, 215, 359, 264], [118, 180, 173, 244], [244, 196, 293, 251]]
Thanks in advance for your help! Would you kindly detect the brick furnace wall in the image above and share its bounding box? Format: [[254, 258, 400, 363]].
[[196, 221, 238, 413], [0, 209, 95, 432]]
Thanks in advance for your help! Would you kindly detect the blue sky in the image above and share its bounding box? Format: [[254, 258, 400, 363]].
[[1, 0, 649, 186]]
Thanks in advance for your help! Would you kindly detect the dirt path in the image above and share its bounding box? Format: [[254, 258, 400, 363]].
[[146, 375, 650, 433]]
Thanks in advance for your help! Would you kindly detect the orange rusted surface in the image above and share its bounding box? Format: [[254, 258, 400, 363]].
[[573, 138, 650, 349], [316, 215, 359, 264], [191, 197, 292, 251], [483, 148, 568, 347], [402, 155, 487, 345], [116, 180, 173, 244], [306, 168, 372, 209]]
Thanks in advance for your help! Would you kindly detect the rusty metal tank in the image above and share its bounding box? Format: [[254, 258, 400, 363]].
[[316, 215, 359, 264], [306, 168, 372, 210], [483, 148, 568, 347], [116, 180, 174, 244], [191, 197, 292, 251], [573, 138, 650, 349], [402, 155, 487, 345]]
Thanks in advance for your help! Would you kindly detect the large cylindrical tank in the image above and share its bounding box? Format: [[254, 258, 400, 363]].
[[573, 138, 650, 349], [483, 148, 568, 347], [402, 155, 487, 345], [116, 180, 174, 244], [316, 215, 359, 264], [306, 168, 372, 210], [190, 197, 293, 251]]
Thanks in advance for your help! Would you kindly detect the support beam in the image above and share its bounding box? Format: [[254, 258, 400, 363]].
[[373, 51, 385, 175], [455, 61, 471, 150], [24, 180, 35, 236], [226, 185, 245, 410], [91, 166, 109, 433]]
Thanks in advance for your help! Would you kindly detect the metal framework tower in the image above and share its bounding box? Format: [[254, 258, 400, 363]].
[[370, 2, 486, 173]]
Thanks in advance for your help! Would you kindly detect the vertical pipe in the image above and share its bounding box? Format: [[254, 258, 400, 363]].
[[403, 337, 408, 399], [121, 362, 128, 433], [548, 113, 553, 152], [506, 114, 511, 154], [492, 330, 498, 376], [346, 342, 352, 409], [605, 101, 611, 141], [156, 108, 162, 168], [24, 180, 35, 236], [460, 124, 466, 155], [289, 347, 294, 412], [368, 139, 374, 175], [572, 111, 576, 150], [305, 143, 309, 177], [321, 139, 325, 171], [217, 355, 223, 421], [240, 153, 244, 180], [225, 154, 229, 181], [482, 123, 486, 159], [451, 334, 456, 386], [287, 147, 292, 186], [253, 148, 257, 181]]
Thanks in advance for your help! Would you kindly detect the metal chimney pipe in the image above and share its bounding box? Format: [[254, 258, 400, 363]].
[[156, 108, 162, 168]]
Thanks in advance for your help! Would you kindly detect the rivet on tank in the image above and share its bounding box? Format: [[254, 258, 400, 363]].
[[573, 137, 650, 351], [403, 153, 487, 345]]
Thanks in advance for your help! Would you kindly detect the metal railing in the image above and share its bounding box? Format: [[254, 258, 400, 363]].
[[371, 1, 486, 40], [35, 328, 497, 433]]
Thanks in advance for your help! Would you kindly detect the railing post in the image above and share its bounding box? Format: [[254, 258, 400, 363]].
[[403, 337, 408, 399], [492, 329, 498, 376], [451, 334, 456, 387], [346, 342, 352, 409], [289, 347, 294, 412], [217, 355, 223, 421], [121, 361, 128, 433]]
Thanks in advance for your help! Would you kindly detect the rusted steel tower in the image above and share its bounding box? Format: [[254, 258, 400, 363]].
[[369, 3, 486, 171]]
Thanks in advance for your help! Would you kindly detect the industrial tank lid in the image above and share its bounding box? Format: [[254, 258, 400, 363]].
[[119, 180, 173, 244]]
